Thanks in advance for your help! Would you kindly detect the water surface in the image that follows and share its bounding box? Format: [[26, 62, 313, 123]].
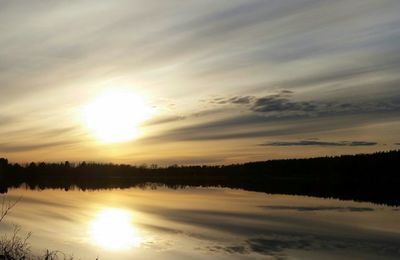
[[1, 186, 399, 259]]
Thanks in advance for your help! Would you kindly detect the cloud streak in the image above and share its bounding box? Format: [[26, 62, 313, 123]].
[[259, 205, 374, 212], [142, 90, 398, 145], [0, 140, 79, 153], [214, 91, 400, 117], [1, 0, 400, 162], [260, 140, 378, 147]]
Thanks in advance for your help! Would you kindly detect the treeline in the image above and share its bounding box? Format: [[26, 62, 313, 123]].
[[0, 150, 399, 205]]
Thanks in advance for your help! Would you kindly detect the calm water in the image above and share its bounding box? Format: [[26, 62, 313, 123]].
[[1, 186, 399, 259]]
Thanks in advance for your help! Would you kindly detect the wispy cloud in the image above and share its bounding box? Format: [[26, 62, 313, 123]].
[[259, 140, 378, 147], [259, 205, 374, 212], [1, 0, 400, 162], [142, 89, 398, 144], [143, 116, 186, 126], [213, 91, 400, 117], [0, 140, 79, 153]]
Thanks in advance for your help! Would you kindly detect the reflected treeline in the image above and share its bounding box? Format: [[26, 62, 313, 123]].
[[1, 150, 399, 205]]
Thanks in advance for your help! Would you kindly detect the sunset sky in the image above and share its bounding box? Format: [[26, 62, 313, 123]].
[[1, 0, 399, 165]]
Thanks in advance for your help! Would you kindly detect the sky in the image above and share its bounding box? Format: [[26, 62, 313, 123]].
[[0, 0, 400, 165]]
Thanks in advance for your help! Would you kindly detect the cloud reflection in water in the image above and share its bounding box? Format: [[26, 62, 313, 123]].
[[1, 187, 400, 259]]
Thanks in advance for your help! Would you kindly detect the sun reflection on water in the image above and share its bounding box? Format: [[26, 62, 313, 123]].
[[89, 208, 140, 250]]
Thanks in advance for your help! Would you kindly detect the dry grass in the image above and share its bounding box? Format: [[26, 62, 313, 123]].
[[0, 196, 77, 260]]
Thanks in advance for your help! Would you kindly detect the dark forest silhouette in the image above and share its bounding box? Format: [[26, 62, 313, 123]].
[[0, 150, 399, 205]]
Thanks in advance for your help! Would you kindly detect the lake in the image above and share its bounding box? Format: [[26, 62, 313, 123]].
[[1, 186, 399, 259]]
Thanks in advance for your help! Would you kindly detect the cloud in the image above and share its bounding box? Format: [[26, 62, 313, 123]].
[[259, 205, 374, 212], [210, 96, 254, 105], [0, 140, 78, 153], [142, 89, 398, 143], [217, 91, 400, 116], [270, 57, 400, 92], [143, 116, 186, 126], [142, 111, 390, 143], [136, 155, 226, 166], [260, 140, 378, 147], [2, 0, 399, 103], [0, 115, 15, 126], [1, 0, 400, 161], [251, 96, 317, 113]]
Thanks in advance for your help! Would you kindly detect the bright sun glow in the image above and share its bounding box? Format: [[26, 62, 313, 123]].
[[84, 90, 152, 143], [90, 208, 140, 250]]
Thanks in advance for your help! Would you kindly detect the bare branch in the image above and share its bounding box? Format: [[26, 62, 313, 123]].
[[0, 196, 21, 223]]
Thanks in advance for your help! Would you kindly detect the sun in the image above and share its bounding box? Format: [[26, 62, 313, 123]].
[[84, 90, 152, 143], [89, 208, 140, 250]]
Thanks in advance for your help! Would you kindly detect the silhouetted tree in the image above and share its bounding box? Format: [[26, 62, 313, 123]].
[[0, 150, 399, 205]]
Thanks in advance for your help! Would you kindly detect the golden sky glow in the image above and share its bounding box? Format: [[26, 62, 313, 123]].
[[0, 1, 399, 164]]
